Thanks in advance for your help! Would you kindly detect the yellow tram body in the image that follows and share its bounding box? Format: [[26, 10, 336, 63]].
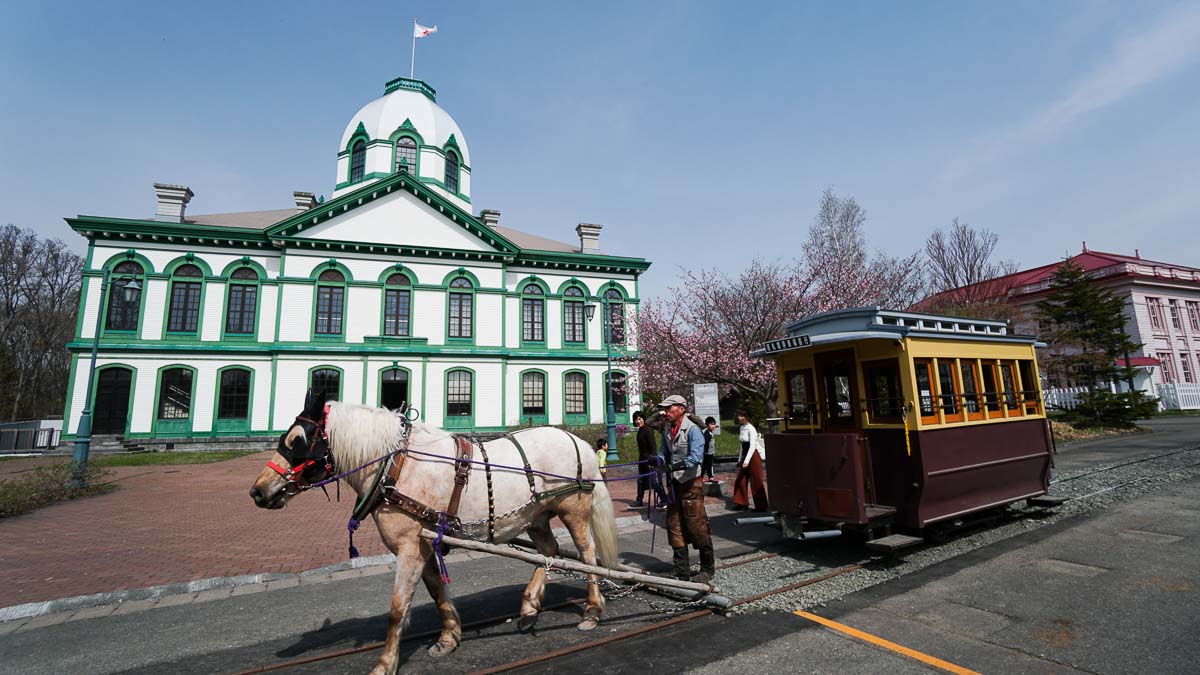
[[755, 308, 1052, 536]]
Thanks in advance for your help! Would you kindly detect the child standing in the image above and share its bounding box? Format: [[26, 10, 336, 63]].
[[595, 437, 608, 478]]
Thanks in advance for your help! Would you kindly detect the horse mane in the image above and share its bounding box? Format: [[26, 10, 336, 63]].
[[325, 402, 408, 468], [325, 403, 453, 469]]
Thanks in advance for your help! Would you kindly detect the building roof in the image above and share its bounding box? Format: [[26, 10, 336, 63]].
[[1119, 356, 1161, 368], [919, 246, 1200, 308], [186, 209, 299, 229], [492, 225, 579, 253]]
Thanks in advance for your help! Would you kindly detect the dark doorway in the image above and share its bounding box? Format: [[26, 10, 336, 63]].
[[814, 349, 859, 431], [381, 369, 409, 410], [93, 367, 133, 435]]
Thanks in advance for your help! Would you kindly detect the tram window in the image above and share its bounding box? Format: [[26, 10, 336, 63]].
[[1017, 360, 1040, 413], [961, 360, 984, 420], [936, 360, 963, 423], [863, 360, 903, 422], [999, 361, 1020, 412], [980, 362, 1000, 412], [786, 370, 816, 424], [914, 360, 938, 423]]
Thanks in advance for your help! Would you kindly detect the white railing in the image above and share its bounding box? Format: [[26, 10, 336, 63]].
[[1157, 383, 1200, 410], [1043, 387, 1089, 410]]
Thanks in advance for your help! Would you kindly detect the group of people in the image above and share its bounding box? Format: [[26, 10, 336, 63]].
[[594, 396, 768, 583]]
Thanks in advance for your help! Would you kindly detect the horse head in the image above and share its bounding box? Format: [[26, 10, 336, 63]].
[[250, 388, 333, 509]]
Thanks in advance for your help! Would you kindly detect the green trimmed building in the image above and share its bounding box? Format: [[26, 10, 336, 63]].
[[62, 76, 650, 443]]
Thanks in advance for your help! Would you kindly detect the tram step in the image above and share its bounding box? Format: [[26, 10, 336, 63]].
[[1026, 495, 1067, 507], [865, 534, 924, 553]]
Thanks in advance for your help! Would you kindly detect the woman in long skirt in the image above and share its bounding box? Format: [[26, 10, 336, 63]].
[[732, 409, 768, 511]]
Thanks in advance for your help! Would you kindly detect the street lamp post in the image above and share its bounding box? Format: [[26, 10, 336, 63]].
[[68, 268, 140, 489], [586, 300, 620, 463]]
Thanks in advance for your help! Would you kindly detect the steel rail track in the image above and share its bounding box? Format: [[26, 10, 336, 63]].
[[1051, 446, 1200, 485], [233, 445, 1200, 674]]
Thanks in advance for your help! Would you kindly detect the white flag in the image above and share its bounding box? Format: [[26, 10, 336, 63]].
[[414, 22, 437, 38]]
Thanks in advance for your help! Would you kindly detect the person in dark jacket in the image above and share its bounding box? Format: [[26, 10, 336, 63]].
[[701, 416, 717, 482], [633, 410, 656, 507]]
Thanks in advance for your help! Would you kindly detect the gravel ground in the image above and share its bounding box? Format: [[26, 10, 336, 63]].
[[690, 445, 1200, 615]]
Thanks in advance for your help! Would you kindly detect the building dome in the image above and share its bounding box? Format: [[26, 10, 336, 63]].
[[332, 77, 472, 207]]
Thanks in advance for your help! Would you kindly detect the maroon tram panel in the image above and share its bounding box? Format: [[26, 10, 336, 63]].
[[765, 433, 868, 525], [909, 418, 1051, 528]]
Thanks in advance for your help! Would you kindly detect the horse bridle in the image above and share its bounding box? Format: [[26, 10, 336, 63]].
[[266, 404, 335, 495]]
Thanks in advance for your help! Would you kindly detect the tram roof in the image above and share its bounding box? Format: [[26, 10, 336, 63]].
[[752, 307, 1040, 357]]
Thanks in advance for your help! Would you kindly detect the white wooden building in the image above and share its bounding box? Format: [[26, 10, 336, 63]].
[[62, 76, 650, 441]]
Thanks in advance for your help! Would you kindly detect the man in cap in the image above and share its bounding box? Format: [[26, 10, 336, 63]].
[[657, 394, 715, 582]]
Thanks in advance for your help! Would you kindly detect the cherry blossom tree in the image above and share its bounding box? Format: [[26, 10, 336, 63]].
[[637, 258, 815, 412], [635, 188, 925, 414]]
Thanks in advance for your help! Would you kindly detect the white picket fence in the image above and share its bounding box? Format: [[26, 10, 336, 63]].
[[1157, 383, 1200, 411], [1043, 387, 1088, 410]]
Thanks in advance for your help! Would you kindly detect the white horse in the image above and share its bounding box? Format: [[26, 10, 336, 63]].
[[250, 390, 619, 675]]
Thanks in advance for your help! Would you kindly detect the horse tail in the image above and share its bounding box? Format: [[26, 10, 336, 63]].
[[588, 481, 620, 568]]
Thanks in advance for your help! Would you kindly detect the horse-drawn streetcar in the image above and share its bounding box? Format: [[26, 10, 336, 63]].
[[753, 307, 1056, 550]]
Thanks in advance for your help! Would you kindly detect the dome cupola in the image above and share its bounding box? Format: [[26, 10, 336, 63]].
[[333, 77, 471, 208]]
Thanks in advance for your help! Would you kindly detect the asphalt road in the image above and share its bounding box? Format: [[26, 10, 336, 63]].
[[3, 416, 1198, 674]]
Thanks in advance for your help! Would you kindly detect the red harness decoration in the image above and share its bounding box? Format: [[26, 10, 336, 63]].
[[268, 404, 333, 491]]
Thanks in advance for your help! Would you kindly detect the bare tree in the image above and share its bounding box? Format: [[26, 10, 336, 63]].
[[925, 218, 1018, 304], [805, 187, 925, 311], [0, 225, 82, 420]]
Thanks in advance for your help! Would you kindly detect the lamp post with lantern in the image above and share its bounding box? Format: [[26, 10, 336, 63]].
[[585, 298, 619, 462], [68, 267, 141, 489]]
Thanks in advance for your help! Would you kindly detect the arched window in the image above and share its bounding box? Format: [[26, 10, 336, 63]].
[[564, 371, 588, 425], [105, 261, 143, 332], [383, 273, 411, 337], [444, 150, 459, 193], [310, 368, 341, 401], [394, 137, 417, 174], [522, 285, 544, 343], [166, 264, 203, 334], [225, 267, 259, 336], [350, 140, 366, 183], [563, 286, 586, 345], [606, 372, 629, 414], [447, 276, 473, 339], [315, 269, 345, 336], [521, 371, 546, 422], [604, 288, 625, 345], [157, 367, 194, 428], [217, 368, 252, 421], [445, 369, 473, 427]]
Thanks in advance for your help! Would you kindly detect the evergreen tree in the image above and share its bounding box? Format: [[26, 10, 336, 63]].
[[1035, 260, 1156, 427]]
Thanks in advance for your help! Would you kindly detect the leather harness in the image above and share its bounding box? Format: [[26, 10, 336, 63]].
[[351, 429, 594, 543]]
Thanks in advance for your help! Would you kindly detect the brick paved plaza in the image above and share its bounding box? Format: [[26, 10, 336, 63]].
[[0, 453, 732, 608]]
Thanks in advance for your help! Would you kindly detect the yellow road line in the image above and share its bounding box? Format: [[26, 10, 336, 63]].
[[793, 610, 983, 675]]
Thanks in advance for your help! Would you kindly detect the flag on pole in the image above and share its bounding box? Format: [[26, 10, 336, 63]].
[[414, 22, 437, 38]]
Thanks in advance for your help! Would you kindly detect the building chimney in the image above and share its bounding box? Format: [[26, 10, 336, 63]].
[[1082, 241, 1088, 252], [576, 223, 602, 253], [294, 191, 317, 212], [480, 209, 501, 228], [1135, 248, 1141, 259], [153, 183, 194, 223]]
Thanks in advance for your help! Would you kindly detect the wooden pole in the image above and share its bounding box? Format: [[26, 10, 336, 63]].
[[421, 529, 719, 596]]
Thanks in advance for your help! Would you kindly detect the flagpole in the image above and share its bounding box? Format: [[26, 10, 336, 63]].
[[410, 17, 417, 78]]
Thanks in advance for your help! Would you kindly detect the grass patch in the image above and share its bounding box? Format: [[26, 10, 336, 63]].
[[89, 450, 259, 468], [0, 463, 114, 518]]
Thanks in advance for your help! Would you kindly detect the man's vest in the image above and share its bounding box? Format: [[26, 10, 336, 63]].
[[662, 415, 702, 483]]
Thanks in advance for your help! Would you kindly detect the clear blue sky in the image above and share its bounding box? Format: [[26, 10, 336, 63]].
[[2, 1, 1198, 298]]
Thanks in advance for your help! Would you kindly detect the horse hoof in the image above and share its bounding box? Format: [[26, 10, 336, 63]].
[[577, 618, 599, 631], [428, 639, 458, 658], [517, 614, 538, 632]]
